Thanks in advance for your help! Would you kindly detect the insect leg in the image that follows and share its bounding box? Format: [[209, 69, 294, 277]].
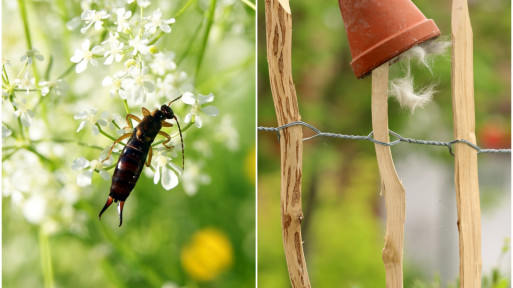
[[125, 114, 141, 129], [161, 121, 173, 127], [158, 131, 173, 148], [142, 107, 151, 117], [102, 133, 133, 163], [146, 147, 153, 167]]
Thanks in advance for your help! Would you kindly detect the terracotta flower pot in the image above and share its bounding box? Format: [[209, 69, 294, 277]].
[[338, 0, 441, 78]]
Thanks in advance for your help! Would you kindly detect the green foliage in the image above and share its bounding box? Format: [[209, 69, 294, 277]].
[[258, 0, 510, 286], [3, 0, 255, 287]]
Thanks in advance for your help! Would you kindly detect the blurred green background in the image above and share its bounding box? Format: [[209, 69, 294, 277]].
[[258, 0, 510, 287], [3, 0, 255, 287]]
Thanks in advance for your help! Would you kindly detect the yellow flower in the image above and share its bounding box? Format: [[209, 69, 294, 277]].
[[181, 228, 233, 281]]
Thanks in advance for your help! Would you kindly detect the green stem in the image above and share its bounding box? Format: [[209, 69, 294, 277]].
[[175, 0, 197, 18], [171, 121, 193, 138], [177, 20, 204, 67], [39, 229, 55, 288], [57, 63, 76, 79], [195, 0, 217, 80], [18, 0, 40, 84], [2, 65, 10, 84], [2, 149, 19, 161], [96, 124, 119, 142], [17, 117, 26, 140], [26, 146, 55, 169], [239, 0, 256, 10], [123, 99, 130, 114], [18, 0, 33, 50]]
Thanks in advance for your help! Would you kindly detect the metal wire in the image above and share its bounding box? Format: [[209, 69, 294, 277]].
[[258, 121, 511, 155]]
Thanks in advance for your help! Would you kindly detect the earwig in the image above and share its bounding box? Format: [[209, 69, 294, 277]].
[[99, 96, 184, 226]]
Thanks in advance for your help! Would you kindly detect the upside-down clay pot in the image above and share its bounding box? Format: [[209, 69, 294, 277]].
[[338, 0, 440, 78]]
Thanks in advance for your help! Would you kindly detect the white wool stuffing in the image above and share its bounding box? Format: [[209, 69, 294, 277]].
[[388, 37, 450, 113]]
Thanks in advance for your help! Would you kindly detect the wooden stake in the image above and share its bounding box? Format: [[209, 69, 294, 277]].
[[451, 0, 482, 286], [265, 0, 311, 287], [371, 62, 405, 288]]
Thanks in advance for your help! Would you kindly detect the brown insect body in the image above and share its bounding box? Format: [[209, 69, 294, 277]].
[[99, 100, 184, 226]]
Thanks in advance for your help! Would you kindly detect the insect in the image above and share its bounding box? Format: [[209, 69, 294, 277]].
[[99, 96, 184, 226]]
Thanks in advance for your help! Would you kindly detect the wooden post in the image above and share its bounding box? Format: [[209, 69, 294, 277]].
[[451, 0, 482, 286], [371, 62, 405, 288], [265, 0, 311, 287]]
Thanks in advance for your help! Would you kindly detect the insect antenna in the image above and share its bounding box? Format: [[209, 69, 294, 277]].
[[167, 94, 183, 106], [174, 116, 185, 170]]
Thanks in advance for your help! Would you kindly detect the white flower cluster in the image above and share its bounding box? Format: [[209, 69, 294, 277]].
[[69, 3, 182, 106], [2, 50, 68, 128], [69, 1, 219, 194]]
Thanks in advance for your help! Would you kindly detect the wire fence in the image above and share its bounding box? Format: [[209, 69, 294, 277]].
[[258, 121, 511, 156]]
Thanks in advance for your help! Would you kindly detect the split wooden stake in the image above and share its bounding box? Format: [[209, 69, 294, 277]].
[[451, 0, 482, 286], [371, 62, 405, 288], [265, 0, 311, 287]]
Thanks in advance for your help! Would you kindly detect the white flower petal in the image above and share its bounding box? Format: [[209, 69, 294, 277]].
[[91, 46, 104, 55], [181, 92, 196, 104], [76, 121, 86, 132], [70, 49, 84, 63], [99, 170, 111, 180], [202, 105, 219, 117], [77, 170, 93, 187], [184, 113, 192, 123], [195, 116, 203, 128], [81, 39, 91, 50], [154, 166, 161, 184], [75, 60, 88, 73], [91, 124, 100, 135], [72, 157, 90, 170], [160, 24, 171, 33], [102, 76, 113, 86], [197, 93, 214, 105], [161, 167, 178, 190]]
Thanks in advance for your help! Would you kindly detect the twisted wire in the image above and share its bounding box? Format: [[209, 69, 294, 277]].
[[258, 121, 511, 155]]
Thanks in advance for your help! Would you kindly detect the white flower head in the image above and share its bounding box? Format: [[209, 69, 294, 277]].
[[80, 9, 110, 33], [215, 115, 239, 151], [39, 79, 68, 96], [102, 32, 125, 65], [22, 194, 47, 224], [70, 39, 104, 73], [102, 70, 127, 98], [155, 71, 189, 98], [121, 66, 155, 104], [181, 161, 210, 196], [74, 108, 108, 134], [127, 0, 151, 8], [152, 149, 181, 190], [72, 156, 112, 187], [20, 48, 44, 64], [144, 9, 176, 34], [114, 8, 132, 33], [12, 72, 35, 94], [12, 98, 35, 127], [149, 52, 176, 76], [128, 36, 149, 56], [100, 111, 123, 131], [182, 92, 219, 128]]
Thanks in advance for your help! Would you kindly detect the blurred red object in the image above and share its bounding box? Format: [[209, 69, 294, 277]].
[[478, 121, 511, 149]]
